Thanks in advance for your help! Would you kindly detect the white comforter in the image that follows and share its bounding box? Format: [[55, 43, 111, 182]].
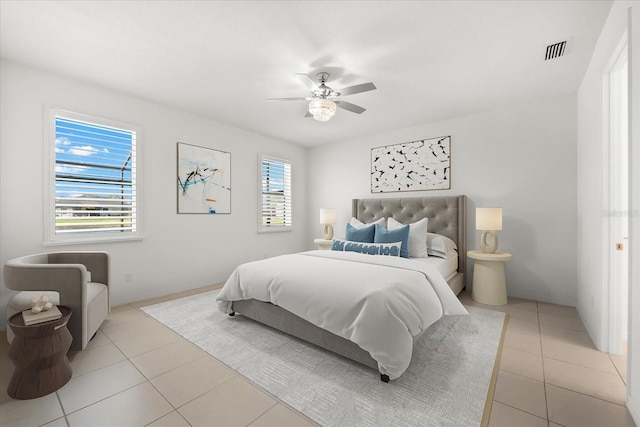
[[216, 250, 468, 380]]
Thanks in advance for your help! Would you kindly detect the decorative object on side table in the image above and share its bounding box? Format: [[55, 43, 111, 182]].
[[7, 306, 73, 399], [22, 306, 62, 326], [476, 207, 502, 253], [21, 294, 63, 325], [30, 294, 54, 313], [468, 250, 512, 305], [319, 208, 337, 240]]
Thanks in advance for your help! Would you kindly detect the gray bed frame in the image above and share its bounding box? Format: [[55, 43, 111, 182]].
[[230, 195, 467, 381]]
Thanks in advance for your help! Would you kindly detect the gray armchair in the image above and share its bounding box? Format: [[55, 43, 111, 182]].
[[4, 251, 109, 351]]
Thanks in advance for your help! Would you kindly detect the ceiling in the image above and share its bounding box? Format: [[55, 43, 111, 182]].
[[0, 1, 612, 147]]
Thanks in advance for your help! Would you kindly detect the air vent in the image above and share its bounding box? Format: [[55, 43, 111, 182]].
[[545, 40, 567, 60]]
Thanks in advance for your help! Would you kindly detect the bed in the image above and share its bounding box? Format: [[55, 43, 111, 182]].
[[217, 195, 467, 381]]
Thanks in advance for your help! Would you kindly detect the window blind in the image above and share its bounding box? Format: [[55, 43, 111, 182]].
[[260, 155, 292, 230], [53, 115, 137, 236]]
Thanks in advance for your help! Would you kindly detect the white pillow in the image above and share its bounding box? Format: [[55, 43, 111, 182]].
[[387, 217, 428, 258], [350, 217, 386, 229], [427, 233, 458, 259]]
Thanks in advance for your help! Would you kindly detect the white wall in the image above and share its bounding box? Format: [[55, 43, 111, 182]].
[[307, 96, 578, 306], [0, 60, 308, 330], [577, 2, 638, 422], [576, 0, 630, 354]]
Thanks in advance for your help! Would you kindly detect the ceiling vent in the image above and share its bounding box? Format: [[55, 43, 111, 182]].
[[545, 40, 568, 61]]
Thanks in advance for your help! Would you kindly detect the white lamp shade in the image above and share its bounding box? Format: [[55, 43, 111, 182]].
[[320, 208, 337, 225], [476, 208, 502, 231]]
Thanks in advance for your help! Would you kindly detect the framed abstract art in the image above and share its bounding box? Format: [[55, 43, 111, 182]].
[[371, 136, 451, 193], [177, 142, 231, 214]]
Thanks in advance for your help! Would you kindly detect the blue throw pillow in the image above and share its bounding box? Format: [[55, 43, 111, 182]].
[[331, 239, 345, 251], [374, 223, 410, 258], [330, 239, 401, 256], [345, 223, 375, 243]]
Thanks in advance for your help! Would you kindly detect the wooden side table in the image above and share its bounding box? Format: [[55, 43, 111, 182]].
[[314, 238, 333, 250], [468, 250, 512, 305], [7, 306, 73, 399]]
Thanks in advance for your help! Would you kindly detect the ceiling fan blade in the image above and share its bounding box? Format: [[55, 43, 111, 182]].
[[266, 97, 309, 102], [296, 73, 319, 91], [335, 100, 366, 114], [337, 82, 377, 96]]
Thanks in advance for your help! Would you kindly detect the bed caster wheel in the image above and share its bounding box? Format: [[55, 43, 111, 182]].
[[380, 374, 390, 383], [229, 312, 235, 317]]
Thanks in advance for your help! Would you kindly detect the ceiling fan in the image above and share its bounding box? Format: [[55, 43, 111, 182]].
[[267, 72, 377, 121]]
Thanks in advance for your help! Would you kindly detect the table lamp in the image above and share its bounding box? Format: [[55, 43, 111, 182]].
[[476, 207, 502, 253], [320, 208, 337, 240]]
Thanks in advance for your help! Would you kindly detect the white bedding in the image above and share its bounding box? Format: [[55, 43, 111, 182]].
[[411, 253, 459, 282], [217, 250, 467, 380]]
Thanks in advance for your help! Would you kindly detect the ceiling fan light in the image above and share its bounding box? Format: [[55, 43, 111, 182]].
[[313, 112, 332, 122], [309, 98, 336, 121]]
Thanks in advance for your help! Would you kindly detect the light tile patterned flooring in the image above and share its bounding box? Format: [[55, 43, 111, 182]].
[[0, 286, 635, 427]]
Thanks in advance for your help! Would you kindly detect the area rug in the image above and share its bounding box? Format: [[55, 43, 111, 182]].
[[142, 290, 506, 427]]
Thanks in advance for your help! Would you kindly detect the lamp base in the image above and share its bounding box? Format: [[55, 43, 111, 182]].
[[480, 230, 498, 253], [322, 224, 334, 240]]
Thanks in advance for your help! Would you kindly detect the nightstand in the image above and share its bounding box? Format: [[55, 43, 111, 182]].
[[314, 238, 333, 250], [467, 250, 512, 305]]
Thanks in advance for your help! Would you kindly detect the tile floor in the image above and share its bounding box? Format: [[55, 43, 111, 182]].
[[457, 291, 634, 427], [0, 286, 635, 427]]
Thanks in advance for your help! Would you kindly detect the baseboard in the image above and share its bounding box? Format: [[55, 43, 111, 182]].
[[628, 393, 640, 425], [508, 292, 577, 308]]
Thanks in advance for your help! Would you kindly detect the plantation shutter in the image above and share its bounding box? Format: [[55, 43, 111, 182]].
[[53, 115, 137, 236], [260, 155, 292, 230]]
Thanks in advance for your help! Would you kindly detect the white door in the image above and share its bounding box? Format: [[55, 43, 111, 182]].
[[607, 34, 628, 356]]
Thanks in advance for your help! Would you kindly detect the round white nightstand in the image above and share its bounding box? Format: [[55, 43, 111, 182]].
[[467, 250, 512, 305], [314, 238, 333, 250]]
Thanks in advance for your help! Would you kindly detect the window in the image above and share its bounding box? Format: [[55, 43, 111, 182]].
[[259, 154, 292, 232], [45, 107, 142, 244]]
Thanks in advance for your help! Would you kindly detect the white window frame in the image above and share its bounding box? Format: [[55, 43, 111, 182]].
[[44, 106, 143, 244], [258, 154, 292, 233]]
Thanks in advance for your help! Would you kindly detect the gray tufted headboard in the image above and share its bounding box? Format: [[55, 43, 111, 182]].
[[352, 195, 467, 278]]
